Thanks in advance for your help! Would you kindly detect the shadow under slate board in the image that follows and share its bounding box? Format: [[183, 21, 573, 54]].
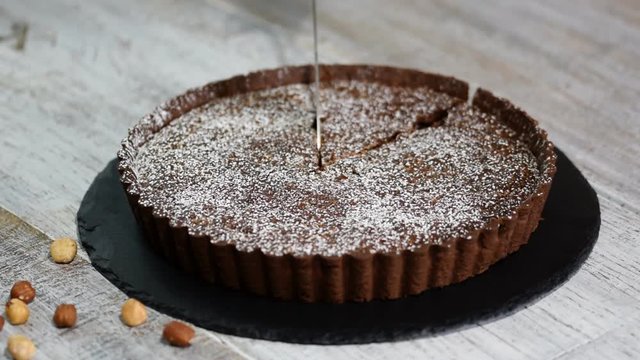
[[77, 149, 600, 344]]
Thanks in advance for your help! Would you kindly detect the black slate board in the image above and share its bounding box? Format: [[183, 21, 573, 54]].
[[77, 149, 600, 344]]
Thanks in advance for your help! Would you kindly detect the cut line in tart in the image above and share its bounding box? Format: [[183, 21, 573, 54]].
[[118, 65, 557, 303]]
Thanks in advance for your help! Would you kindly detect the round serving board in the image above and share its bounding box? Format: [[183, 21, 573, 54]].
[[77, 149, 599, 344]]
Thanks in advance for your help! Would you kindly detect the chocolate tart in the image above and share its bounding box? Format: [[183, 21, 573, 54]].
[[118, 65, 556, 303]]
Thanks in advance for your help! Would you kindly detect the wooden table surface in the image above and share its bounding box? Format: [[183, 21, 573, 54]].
[[1, 0, 639, 359]]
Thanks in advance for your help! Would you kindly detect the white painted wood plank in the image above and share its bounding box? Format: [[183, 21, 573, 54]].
[[0, 0, 639, 359], [0, 209, 244, 360]]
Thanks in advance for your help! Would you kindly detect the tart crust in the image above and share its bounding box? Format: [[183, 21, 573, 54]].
[[118, 65, 556, 303]]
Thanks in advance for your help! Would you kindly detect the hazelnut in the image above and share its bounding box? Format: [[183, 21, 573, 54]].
[[0, 315, 4, 331], [50, 237, 77, 264], [53, 304, 77, 328], [7, 334, 36, 360], [162, 321, 195, 347], [120, 298, 147, 327], [10, 281, 36, 304], [6, 299, 29, 325]]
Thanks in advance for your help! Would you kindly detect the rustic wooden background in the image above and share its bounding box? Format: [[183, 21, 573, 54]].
[[1, 0, 639, 359]]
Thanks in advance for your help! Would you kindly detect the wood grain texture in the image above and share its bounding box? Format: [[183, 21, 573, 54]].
[[0, 0, 639, 359], [0, 209, 244, 360]]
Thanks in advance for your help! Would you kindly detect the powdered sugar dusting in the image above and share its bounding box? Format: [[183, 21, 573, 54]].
[[127, 81, 541, 256]]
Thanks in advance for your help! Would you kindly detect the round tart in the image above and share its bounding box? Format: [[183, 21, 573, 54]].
[[118, 65, 556, 303]]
